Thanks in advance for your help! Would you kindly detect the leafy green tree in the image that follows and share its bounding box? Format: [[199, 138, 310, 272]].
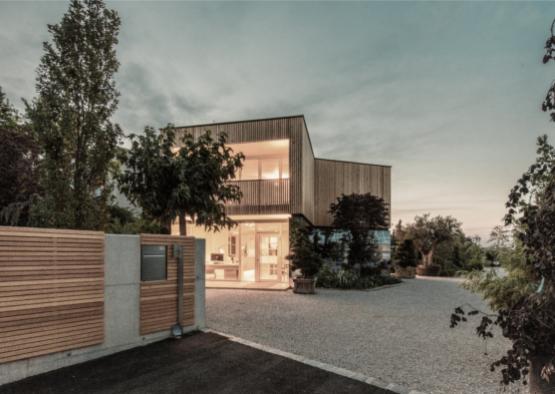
[[118, 126, 244, 234], [453, 22, 555, 386], [25, 0, 122, 229], [405, 214, 462, 268], [0, 87, 39, 225], [454, 136, 555, 387], [329, 193, 388, 274]]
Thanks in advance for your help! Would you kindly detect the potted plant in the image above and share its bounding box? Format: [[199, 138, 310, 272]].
[[287, 225, 322, 294], [393, 239, 417, 279]]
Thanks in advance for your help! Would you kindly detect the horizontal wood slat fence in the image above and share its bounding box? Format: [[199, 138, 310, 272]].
[[0, 226, 104, 364], [139, 234, 195, 335]]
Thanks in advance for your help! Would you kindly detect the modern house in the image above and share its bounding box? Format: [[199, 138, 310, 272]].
[[171, 115, 391, 289]]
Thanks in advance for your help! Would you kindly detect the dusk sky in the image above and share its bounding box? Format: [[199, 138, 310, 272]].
[[2, 1, 555, 240]]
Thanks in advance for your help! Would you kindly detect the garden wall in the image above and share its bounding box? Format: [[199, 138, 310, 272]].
[[0, 227, 206, 385]]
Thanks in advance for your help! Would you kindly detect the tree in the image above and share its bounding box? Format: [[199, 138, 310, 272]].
[[405, 214, 462, 268], [0, 87, 39, 225], [118, 126, 244, 235], [393, 239, 418, 268], [25, 0, 122, 229], [453, 136, 555, 388], [329, 193, 388, 274], [452, 21, 555, 388]]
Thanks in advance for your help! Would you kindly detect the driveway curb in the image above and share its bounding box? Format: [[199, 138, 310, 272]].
[[203, 328, 427, 394]]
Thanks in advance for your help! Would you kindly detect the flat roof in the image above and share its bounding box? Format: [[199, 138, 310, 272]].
[[175, 114, 306, 130], [314, 157, 391, 169], [175, 114, 390, 168]]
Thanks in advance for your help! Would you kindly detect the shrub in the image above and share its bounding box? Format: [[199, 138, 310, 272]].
[[394, 239, 418, 268], [317, 264, 400, 289], [287, 223, 322, 279]]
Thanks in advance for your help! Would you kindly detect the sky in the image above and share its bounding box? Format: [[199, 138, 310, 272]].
[[1, 1, 555, 241]]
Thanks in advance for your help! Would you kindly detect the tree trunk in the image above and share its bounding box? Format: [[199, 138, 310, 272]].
[[161, 217, 172, 234], [530, 354, 555, 394], [427, 249, 434, 267], [179, 212, 187, 236]]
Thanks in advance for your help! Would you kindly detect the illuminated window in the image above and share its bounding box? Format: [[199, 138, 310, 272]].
[[261, 159, 280, 180], [240, 159, 259, 180], [281, 159, 289, 179]]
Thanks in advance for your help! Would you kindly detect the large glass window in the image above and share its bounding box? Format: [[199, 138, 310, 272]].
[[239, 158, 289, 180], [281, 159, 289, 179], [240, 159, 259, 180], [260, 159, 280, 180]]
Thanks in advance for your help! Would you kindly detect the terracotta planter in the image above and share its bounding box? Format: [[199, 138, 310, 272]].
[[393, 266, 416, 279], [293, 277, 316, 294], [415, 264, 440, 276], [529, 354, 555, 394]]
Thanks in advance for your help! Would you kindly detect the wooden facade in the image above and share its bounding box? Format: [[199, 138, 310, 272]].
[[174, 115, 391, 228], [313, 159, 391, 227], [0, 226, 104, 363], [139, 234, 195, 335]]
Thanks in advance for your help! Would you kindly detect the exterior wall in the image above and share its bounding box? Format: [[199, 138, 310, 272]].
[[0, 232, 205, 385], [300, 122, 315, 224], [186, 219, 289, 284], [139, 234, 195, 335], [176, 115, 306, 215], [0, 227, 105, 364], [313, 159, 392, 227], [174, 115, 391, 228]]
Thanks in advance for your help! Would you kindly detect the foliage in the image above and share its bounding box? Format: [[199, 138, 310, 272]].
[[463, 241, 533, 311], [405, 214, 462, 267], [312, 228, 344, 262], [105, 205, 165, 234], [329, 193, 388, 274], [25, 0, 122, 230], [118, 126, 244, 234], [0, 87, 40, 226], [393, 239, 418, 268], [317, 264, 400, 289], [287, 222, 322, 279], [452, 136, 555, 386]]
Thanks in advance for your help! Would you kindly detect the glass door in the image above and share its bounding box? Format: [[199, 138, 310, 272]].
[[256, 232, 281, 282]]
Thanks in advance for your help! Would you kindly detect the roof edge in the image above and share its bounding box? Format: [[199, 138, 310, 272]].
[[315, 157, 391, 168], [174, 114, 305, 130]]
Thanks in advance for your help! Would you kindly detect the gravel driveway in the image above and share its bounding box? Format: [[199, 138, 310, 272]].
[[206, 277, 524, 394]]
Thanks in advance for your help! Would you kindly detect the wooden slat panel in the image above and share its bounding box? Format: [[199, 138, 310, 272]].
[[225, 179, 290, 215], [313, 159, 392, 227], [139, 235, 195, 335], [173, 115, 391, 228], [0, 226, 104, 363]]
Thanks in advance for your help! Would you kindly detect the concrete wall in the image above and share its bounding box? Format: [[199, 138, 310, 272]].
[[0, 234, 205, 386]]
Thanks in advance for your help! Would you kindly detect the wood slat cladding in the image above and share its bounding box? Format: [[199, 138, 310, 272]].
[[226, 179, 290, 215], [300, 123, 315, 224], [139, 235, 195, 335], [313, 159, 392, 227], [175, 116, 307, 217], [174, 116, 299, 144], [0, 226, 104, 364], [173, 115, 392, 228]]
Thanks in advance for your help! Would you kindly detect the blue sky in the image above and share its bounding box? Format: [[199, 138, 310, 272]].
[[1, 1, 555, 240]]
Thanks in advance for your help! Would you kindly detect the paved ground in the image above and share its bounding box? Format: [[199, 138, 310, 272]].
[[0, 332, 393, 394], [206, 277, 525, 394]]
